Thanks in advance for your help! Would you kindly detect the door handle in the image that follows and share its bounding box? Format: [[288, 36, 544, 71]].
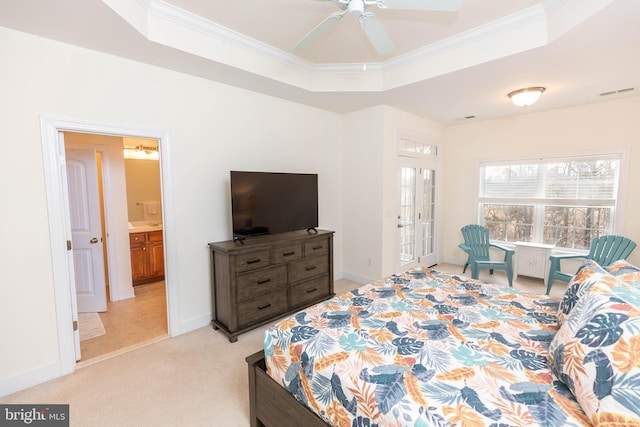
[[90, 237, 99, 244], [397, 224, 404, 228]]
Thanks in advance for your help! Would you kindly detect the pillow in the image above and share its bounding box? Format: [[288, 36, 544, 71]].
[[607, 259, 640, 287], [548, 279, 640, 425], [557, 260, 619, 327]]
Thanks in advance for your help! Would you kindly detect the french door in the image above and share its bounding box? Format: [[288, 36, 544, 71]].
[[397, 156, 437, 270]]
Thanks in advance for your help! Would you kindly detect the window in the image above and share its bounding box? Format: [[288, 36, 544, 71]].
[[478, 154, 622, 250], [398, 136, 437, 156]]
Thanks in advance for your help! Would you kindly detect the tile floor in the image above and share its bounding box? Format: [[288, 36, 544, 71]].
[[78, 281, 168, 365]]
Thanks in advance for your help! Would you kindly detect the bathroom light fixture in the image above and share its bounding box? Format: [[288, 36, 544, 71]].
[[123, 145, 159, 160], [508, 87, 546, 107]]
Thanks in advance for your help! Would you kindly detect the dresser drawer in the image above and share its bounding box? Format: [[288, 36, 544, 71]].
[[273, 244, 302, 264], [238, 290, 288, 328], [291, 275, 331, 308], [236, 250, 271, 273], [290, 254, 329, 283], [304, 238, 329, 257], [236, 265, 287, 302]]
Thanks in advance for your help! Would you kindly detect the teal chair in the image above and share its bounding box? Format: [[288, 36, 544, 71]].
[[458, 224, 514, 286], [546, 235, 637, 294]]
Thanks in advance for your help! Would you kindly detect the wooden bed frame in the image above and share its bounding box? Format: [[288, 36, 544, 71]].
[[246, 350, 330, 427]]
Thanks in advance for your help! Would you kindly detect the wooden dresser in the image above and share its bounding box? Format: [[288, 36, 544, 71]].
[[208, 229, 334, 342]]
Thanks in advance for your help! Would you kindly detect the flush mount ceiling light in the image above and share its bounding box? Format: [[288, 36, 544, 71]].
[[508, 87, 546, 107]]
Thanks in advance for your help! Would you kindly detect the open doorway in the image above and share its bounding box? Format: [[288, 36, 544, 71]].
[[63, 131, 168, 363], [42, 116, 176, 376]]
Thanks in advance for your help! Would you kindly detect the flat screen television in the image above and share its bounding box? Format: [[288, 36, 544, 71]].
[[230, 171, 318, 239]]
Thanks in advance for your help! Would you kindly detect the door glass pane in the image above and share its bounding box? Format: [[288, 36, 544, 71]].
[[422, 169, 435, 258], [398, 138, 438, 156], [400, 167, 416, 265]]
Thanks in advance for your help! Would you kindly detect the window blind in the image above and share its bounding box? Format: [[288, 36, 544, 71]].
[[480, 157, 619, 205]]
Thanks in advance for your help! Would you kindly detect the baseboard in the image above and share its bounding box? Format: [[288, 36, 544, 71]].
[[440, 257, 465, 266], [0, 362, 61, 398], [110, 287, 135, 302], [176, 313, 213, 336], [340, 272, 375, 285]]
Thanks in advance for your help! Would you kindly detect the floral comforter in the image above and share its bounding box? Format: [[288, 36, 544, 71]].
[[264, 269, 591, 427]]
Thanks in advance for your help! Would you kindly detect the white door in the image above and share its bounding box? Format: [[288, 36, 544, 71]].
[[397, 157, 437, 270], [66, 148, 107, 313], [58, 133, 82, 361]]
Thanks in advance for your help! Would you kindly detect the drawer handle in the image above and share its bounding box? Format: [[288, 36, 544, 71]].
[[257, 303, 271, 310], [305, 265, 317, 271], [312, 245, 323, 250], [306, 287, 318, 294], [257, 279, 271, 285], [282, 251, 296, 256], [246, 258, 261, 265]]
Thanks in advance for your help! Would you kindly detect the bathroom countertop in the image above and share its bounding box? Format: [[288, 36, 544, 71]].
[[128, 222, 163, 233]]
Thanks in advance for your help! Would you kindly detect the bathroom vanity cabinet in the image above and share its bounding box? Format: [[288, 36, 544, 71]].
[[130, 230, 165, 285]]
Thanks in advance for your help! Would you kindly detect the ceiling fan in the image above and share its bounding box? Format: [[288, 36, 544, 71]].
[[294, 0, 463, 55]]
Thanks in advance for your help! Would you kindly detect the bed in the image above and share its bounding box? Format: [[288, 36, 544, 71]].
[[247, 263, 640, 426]]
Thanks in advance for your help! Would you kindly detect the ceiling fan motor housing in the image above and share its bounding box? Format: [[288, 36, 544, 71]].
[[296, 0, 463, 55], [348, 0, 365, 15]]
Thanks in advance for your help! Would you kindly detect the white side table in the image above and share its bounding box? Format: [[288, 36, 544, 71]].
[[514, 242, 555, 286]]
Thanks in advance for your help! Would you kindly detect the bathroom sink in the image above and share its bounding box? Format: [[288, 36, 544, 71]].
[[128, 221, 163, 233]]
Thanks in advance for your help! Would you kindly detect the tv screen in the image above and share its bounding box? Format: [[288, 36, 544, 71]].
[[230, 171, 318, 238]]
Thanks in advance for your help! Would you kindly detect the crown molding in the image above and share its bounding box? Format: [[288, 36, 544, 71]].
[[386, 3, 547, 70], [146, 0, 313, 70], [103, 0, 603, 92], [141, 0, 554, 74]]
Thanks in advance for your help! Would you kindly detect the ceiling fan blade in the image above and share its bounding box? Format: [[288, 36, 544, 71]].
[[294, 11, 346, 51], [360, 12, 394, 55], [376, 0, 463, 11]]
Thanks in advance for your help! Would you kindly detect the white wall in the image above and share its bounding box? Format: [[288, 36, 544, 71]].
[[442, 96, 640, 268], [124, 159, 162, 222], [341, 106, 445, 283], [0, 27, 343, 395], [342, 107, 385, 283]]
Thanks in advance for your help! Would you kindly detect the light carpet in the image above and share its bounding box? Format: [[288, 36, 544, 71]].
[[78, 313, 105, 341]]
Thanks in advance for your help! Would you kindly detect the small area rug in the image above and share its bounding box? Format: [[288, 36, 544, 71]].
[[78, 312, 106, 341]]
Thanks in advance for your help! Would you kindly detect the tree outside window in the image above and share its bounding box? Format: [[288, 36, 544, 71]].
[[478, 155, 620, 249]]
